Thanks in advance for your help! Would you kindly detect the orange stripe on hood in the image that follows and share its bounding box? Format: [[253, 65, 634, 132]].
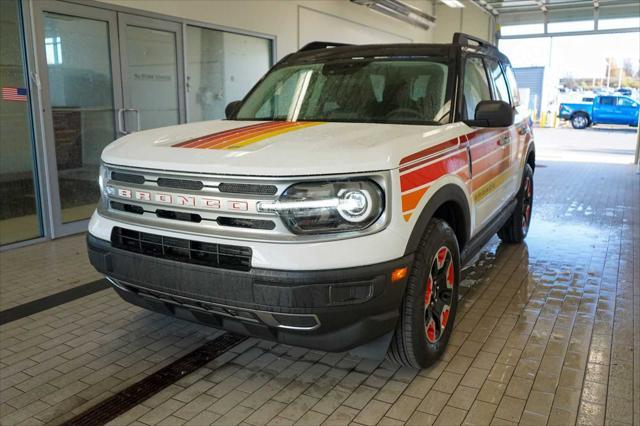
[[173, 121, 323, 150]]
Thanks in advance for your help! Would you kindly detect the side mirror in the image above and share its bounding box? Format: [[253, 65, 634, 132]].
[[467, 100, 514, 128], [225, 101, 242, 119]]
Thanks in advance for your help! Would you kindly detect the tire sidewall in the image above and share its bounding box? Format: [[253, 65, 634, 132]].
[[515, 164, 534, 238], [407, 221, 460, 366]]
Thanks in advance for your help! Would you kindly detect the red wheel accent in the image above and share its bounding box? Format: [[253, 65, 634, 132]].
[[440, 306, 450, 329], [425, 275, 433, 305], [436, 247, 447, 268], [446, 261, 454, 288], [426, 318, 437, 343]]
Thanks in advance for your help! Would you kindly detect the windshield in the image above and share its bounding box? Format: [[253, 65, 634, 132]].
[[236, 58, 451, 125]]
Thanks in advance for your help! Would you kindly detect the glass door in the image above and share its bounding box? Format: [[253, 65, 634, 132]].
[[0, 0, 42, 245], [33, 1, 123, 235], [118, 14, 185, 132]]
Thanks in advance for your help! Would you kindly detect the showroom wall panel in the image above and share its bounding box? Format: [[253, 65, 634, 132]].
[[298, 6, 412, 46], [95, 0, 435, 59], [432, 0, 495, 43]]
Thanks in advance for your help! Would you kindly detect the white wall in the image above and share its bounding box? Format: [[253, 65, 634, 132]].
[[432, 0, 495, 44], [95, 0, 436, 59]]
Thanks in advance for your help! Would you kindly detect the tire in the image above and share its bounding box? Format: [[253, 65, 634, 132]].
[[387, 218, 460, 368], [571, 113, 589, 129], [498, 164, 534, 244]]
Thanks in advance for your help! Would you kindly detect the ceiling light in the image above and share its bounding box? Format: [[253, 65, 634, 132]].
[[441, 0, 465, 8]]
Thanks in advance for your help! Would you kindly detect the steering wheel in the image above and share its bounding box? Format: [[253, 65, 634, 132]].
[[385, 108, 423, 120]]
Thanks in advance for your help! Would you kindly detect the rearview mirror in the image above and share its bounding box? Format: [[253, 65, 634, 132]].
[[466, 100, 514, 128], [225, 101, 242, 119]]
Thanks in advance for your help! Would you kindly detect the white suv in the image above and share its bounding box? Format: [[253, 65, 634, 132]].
[[88, 33, 535, 368]]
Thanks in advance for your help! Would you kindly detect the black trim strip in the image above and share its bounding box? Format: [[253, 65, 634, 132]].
[[0, 279, 110, 326], [62, 333, 247, 426]]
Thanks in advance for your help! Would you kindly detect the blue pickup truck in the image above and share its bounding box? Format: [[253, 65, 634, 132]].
[[559, 95, 639, 129]]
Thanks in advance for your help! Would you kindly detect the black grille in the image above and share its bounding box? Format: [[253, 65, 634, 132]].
[[156, 209, 202, 223], [111, 227, 252, 271], [157, 178, 204, 191], [218, 182, 278, 196], [217, 217, 276, 230], [110, 201, 144, 215], [111, 171, 145, 184]]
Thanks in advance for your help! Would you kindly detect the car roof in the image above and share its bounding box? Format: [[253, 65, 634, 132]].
[[283, 33, 511, 66]]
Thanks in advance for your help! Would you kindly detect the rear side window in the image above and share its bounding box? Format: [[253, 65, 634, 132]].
[[463, 57, 491, 119], [503, 64, 520, 107], [486, 59, 510, 104], [600, 97, 616, 106]]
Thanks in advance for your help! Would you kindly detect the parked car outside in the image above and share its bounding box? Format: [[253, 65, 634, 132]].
[[559, 95, 639, 129]]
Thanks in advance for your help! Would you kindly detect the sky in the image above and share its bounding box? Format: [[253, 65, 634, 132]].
[[499, 32, 640, 80]]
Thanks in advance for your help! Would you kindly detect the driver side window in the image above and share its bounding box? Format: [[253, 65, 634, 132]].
[[463, 57, 491, 120]]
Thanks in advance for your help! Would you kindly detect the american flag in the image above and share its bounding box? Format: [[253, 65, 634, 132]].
[[2, 87, 28, 102]]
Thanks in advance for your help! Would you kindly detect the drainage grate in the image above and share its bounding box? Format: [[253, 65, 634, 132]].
[[62, 333, 247, 426]]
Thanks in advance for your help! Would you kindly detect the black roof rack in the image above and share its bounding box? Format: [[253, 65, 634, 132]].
[[298, 41, 353, 52], [452, 32, 496, 50]]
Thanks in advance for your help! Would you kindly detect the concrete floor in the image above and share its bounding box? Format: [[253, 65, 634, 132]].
[[0, 127, 638, 426]]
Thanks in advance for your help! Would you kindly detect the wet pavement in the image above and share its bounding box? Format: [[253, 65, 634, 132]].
[[0, 127, 638, 425]]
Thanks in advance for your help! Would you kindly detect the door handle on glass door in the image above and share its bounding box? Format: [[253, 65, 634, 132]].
[[117, 108, 129, 135], [117, 108, 141, 135]]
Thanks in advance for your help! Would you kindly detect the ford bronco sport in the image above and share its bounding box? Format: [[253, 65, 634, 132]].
[[88, 33, 535, 368]]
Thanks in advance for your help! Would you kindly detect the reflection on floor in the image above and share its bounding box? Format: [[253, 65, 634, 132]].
[[0, 215, 40, 246], [0, 157, 637, 426], [61, 203, 97, 225], [0, 204, 96, 246]]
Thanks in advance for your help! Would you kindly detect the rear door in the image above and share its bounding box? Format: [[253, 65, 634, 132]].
[[462, 56, 512, 229]]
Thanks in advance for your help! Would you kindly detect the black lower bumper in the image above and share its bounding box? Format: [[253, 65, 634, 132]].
[[87, 234, 412, 352]]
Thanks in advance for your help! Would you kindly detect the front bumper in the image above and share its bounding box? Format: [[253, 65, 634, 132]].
[[87, 234, 412, 352]]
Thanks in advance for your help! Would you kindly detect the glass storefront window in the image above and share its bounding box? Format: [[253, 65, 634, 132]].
[[43, 12, 117, 224], [186, 26, 272, 122], [0, 0, 42, 245]]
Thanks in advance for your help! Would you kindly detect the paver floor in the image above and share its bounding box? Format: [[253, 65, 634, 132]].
[[0, 128, 638, 425]]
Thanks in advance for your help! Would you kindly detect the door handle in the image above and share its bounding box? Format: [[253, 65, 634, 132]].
[[117, 108, 128, 135], [117, 108, 141, 135], [498, 134, 512, 146]]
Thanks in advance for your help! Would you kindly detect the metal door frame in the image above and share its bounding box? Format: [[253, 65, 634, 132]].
[[30, 0, 124, 238], [117, 12, 186, 131]]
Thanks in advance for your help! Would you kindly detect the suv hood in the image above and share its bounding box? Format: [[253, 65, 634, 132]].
[[102, 120, 467, 176]]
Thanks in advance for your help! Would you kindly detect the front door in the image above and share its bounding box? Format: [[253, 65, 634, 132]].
[[462, 56, 513, 229], [117, 14, 185, 133]]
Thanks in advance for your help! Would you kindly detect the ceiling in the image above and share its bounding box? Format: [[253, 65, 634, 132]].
[[470, 0, 639, 18]]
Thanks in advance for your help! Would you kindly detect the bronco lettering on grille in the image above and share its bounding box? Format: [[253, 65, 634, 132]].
[[107, 185, 263, 214]]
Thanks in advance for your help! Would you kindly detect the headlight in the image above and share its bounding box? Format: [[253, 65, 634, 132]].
[[98, 164, 110, 208], [258, 180, 384, 234]]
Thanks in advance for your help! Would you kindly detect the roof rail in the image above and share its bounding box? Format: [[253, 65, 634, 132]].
[[452, 32, 496, 50], [298, 41, 353, 52]]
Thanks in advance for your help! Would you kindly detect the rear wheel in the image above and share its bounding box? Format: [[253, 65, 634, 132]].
[[571, 113, 589, 129], [498, 164, 533, 243], [388, 218, 460, 368]]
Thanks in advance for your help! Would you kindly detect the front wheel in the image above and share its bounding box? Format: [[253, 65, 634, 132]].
[[498, 164, 534, 243], [387, 218, 460, 368]]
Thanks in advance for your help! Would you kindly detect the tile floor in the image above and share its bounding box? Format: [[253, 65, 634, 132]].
[[0, 128, 638, 426]]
